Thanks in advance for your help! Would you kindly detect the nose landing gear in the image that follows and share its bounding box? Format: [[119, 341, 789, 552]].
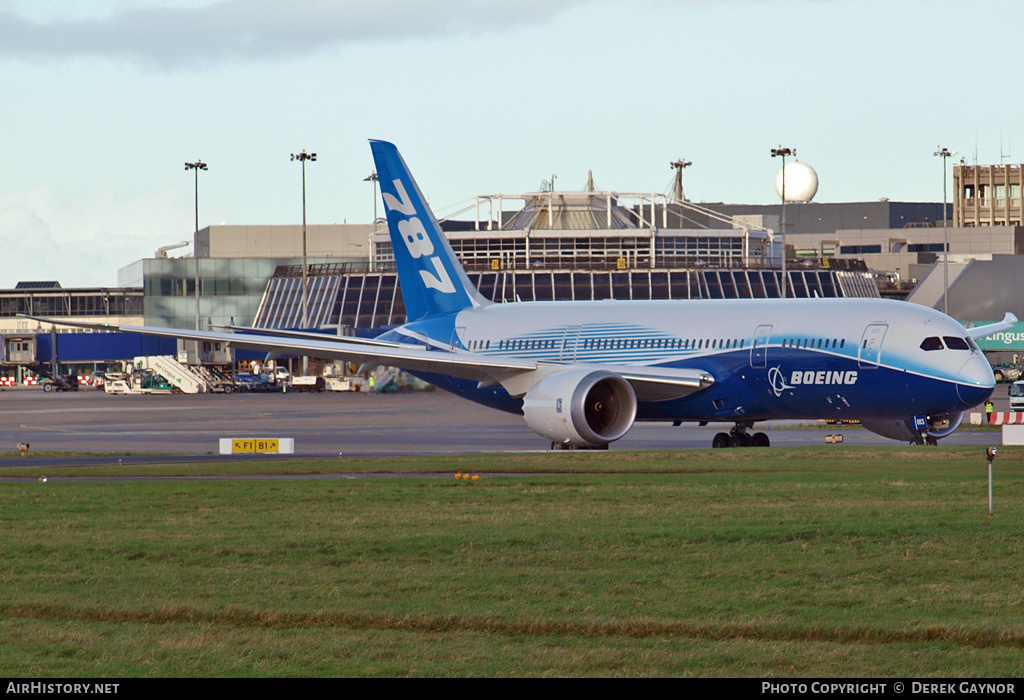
[[909, 431, 939, 446]]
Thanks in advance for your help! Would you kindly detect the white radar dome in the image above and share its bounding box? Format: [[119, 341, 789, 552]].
[[775, 161, 818, 202]]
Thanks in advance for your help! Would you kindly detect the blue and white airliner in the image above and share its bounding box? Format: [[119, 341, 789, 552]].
[[28, 140, 1017, 448]]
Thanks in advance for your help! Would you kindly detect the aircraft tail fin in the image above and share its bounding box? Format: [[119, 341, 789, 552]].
[[369, 140, 489, 321]]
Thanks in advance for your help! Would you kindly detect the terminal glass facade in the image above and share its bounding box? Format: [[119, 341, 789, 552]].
[[142, 257, 277, 329], [380, 228, 773, 272], [0, 288, 142, 326], [250, 267, 878, 331], [140, 257, 364, 329]]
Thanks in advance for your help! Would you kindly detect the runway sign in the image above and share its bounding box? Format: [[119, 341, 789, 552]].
[[219, 438, 295, 454]]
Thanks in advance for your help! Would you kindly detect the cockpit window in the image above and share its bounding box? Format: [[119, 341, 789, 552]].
[[920, 336, 944, 351], [943, 336, 970, 350]]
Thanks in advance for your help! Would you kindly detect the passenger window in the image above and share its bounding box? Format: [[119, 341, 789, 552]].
[[920, 337, 944, 351], [943, 336, 970, 350]]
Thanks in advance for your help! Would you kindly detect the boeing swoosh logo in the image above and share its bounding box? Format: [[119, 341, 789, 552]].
[[768, 366, 793, 397]]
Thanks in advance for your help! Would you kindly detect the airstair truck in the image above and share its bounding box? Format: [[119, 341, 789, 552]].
[[133, 356, 207, 394]]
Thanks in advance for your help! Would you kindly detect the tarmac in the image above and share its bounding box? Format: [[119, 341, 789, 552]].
[[0, 384, 1008, 466]]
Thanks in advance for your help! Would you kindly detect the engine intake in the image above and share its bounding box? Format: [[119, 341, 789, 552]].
[[522, 369, 638, 447]]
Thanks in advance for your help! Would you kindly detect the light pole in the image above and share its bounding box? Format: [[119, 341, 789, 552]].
[[934, 146, 956, 316], [771, 146, 794, 298], [364, 171, 378, 272], [670, 158, 692, 203], [291, 150, 316, 376], [184, 160, 208, 331]]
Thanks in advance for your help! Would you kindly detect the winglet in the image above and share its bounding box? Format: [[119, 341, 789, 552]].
[[369, 140, 489, 321], [967, 312, 1019, 340]]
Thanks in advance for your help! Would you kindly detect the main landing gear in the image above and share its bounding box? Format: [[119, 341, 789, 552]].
[[712, 423, 770, 448]]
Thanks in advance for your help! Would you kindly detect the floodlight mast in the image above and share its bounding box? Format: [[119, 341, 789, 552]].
[[364, 171, 379, 272], [184, 160, 208, 332], [670, 158, 692, 203], [291, 150, 316, 376], [934, 146, 956, 316], [771, 147, 795, 298]]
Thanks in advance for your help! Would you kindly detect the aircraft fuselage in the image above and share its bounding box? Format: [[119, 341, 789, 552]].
[[383, 296, 993, 425]]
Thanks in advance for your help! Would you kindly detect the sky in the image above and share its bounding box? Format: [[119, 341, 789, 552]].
[[1, 0, 1022, 288]]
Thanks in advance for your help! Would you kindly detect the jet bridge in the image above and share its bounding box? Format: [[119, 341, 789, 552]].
[[2, 334, 37, 365]]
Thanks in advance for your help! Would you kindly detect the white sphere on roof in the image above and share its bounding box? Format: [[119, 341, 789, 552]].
[[775, 161, 818, 202]]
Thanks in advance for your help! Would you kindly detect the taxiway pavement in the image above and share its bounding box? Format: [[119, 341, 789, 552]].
[[0, 385, 1005, 467]]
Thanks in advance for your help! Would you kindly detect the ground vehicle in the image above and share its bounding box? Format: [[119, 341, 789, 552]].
[[42, 374, 79, 392], [103, 369, 174, 394], [232, 372, 285, 393], [1010, 381, 1024, 412], [291, 375, 325, 392], [992, 364, 1021, 383]]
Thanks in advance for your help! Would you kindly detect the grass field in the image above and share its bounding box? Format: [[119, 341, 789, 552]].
[[1, 446, 1022, 677]]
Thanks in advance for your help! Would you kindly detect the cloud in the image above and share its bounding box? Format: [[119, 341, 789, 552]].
[[0, 185, 192, 288], [0, 0, 592, 67]]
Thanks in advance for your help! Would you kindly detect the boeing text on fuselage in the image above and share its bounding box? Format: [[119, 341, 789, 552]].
[[789, 370, 858, 386]]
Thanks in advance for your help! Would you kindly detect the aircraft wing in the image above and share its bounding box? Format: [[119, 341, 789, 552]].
[[967, 312, 1019, 340], [20, 314, 410, 352], [217, 325, 415, 350], [19, 315, 535, 382], [20, 315, 715, 401], [614, 366, 715, 401]]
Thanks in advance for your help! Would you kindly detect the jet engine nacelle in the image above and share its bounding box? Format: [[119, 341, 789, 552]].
[[861, 411, 965, 443], [522, 369, 638, 447]]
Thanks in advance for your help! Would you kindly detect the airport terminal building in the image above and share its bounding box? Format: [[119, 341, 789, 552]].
[[6, 160, 1024, 374], [0, 282, 143, 333], [134, 193, 1017, 332], [110, 190, 889, 334]]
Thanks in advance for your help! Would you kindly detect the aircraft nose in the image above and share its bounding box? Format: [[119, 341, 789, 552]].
[[957, 354, 995, 406]]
